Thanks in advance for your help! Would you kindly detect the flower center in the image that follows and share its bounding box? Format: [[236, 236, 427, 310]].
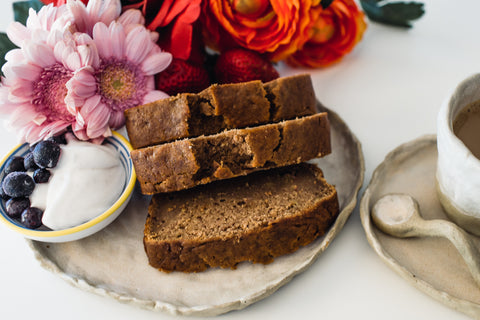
[[96, 59, 146, 111], [231, 0, 270, 17], [32, 63, 74, 122]]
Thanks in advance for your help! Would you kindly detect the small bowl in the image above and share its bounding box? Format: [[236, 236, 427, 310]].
[[0, 131, 136, 243]]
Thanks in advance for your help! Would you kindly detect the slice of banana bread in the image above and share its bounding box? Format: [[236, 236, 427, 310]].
[[144, 163, 339, 273], [131, 112, 331, 194], [124, 74, 316, 148]]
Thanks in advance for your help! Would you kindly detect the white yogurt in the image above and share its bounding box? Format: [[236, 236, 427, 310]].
[[30, 137, 126, 230]]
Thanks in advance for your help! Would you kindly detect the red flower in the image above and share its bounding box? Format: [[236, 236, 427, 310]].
[[122, 0, 203, 64], [286, 0, 367, 68]]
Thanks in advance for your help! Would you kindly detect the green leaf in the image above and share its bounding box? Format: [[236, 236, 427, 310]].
[[320, 0, 335, 9], [13, 0, 44, 25], [0, 33, 18, 76], [360, 0, 425, 28]]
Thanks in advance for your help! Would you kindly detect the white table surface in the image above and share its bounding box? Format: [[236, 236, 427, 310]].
[[0, 0, 477, 319]]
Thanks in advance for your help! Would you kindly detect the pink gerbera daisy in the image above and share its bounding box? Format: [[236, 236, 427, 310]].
[[65, 20, 171, 141], [0, 8, 93, 143]]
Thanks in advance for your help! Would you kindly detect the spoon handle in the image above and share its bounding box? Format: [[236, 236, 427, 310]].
[[420, 219, 480, 287]]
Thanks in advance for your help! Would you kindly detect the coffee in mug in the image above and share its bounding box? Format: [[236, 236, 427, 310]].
[[453, 101, 480, 160]]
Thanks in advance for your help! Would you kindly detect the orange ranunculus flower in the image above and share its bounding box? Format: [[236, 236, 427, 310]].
[[287, 0, 367, 68], [201, 0, 321, 62]]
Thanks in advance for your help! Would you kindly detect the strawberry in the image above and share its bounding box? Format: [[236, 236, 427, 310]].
[[214, 48, 279, 84], [155, 58, 210, 95]]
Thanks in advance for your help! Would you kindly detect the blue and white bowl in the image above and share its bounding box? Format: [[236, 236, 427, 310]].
[[0, 131, 136, 243]]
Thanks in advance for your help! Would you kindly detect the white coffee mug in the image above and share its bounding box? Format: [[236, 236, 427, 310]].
[[437, 73, 480, 236]]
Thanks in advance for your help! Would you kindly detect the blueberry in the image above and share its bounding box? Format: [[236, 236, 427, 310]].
[[0, 181, 9, 200], [29, 142, 37, 152], [47, 134, 67, 145], [4, 156, 25, 174], [20, 207, 43, 229], [33, 168, 51, 183], [5, 197, 30, 218], [2, 172, 35, 198], [23, 152, 38, 171], [33, 140, 61, 168]]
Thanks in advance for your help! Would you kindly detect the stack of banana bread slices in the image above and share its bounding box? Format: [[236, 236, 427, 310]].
[[124, 74, 340, 272]]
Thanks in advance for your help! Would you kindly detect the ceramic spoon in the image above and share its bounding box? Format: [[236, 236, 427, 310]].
[[372, 193, 480, 287]]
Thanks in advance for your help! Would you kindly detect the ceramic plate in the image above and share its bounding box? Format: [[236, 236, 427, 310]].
[[360, 135, 480, 319], [27, 103, 364, 316]]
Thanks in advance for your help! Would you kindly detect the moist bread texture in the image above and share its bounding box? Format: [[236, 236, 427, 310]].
[[124, 74, 316, 148], [144, 163, 340, 273], [131, 112, 331, 194]]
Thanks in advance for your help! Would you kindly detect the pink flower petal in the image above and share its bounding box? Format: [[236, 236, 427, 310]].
[[109, 22, 125, 59], [98, 0, 122, 26], [30, 29, 49, 45], [85, 0, 102, 19], [65, 69, 96, 110], [38, 121, 70, 139], [9, 104, 37, 126], [67, 0, 89, 33], [149, 30, 159, 43], [75, 112, 85, 127], [4, 49, 25, 64], [65, 51, 82, 71], [7, 22, 30, 47], [125, 26, 153, 64], [80, 94, 102, 115], [0, 87, 11, 107], [71, 68, 96, 86], [143, 90, 169, 104], [141, 52, 172, 75], [2, 63, 18, 83], [21, 124, 44, 144], [71, 73, 97, 98], [118, 9, 145, 26], [24, 42, 56, 68], [72, 126, 89, 141], [78, 43, 100, 68], [73, 32, 94, 46], [145, 75, 155, 90], [81, 101, 110, 138], [9, 80, 34, 103], [92, 23, 112, 58], [26, 7, 41, 29], [108, 110, 124, 129], [11, 63, 42, 81], [32, 114, 47, 125], [47, 29, 65, 48], [45, 6, 70, 31], [53, 40, 68, 62]]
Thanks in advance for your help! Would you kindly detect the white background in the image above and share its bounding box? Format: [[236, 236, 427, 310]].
[[0, 0, 477, 319]]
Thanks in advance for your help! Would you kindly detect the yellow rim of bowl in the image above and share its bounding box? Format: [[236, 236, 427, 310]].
[[0, 131, 136, 239]]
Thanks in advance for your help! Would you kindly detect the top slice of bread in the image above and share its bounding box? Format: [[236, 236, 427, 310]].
[[124, 74, 316, 149], [144, 163, 339, 273], [131, 112, 331, 194]]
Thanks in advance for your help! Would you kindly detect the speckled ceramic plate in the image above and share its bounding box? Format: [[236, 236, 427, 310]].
[[27, 104, 364, 317], [360, 135, 480, 319]]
